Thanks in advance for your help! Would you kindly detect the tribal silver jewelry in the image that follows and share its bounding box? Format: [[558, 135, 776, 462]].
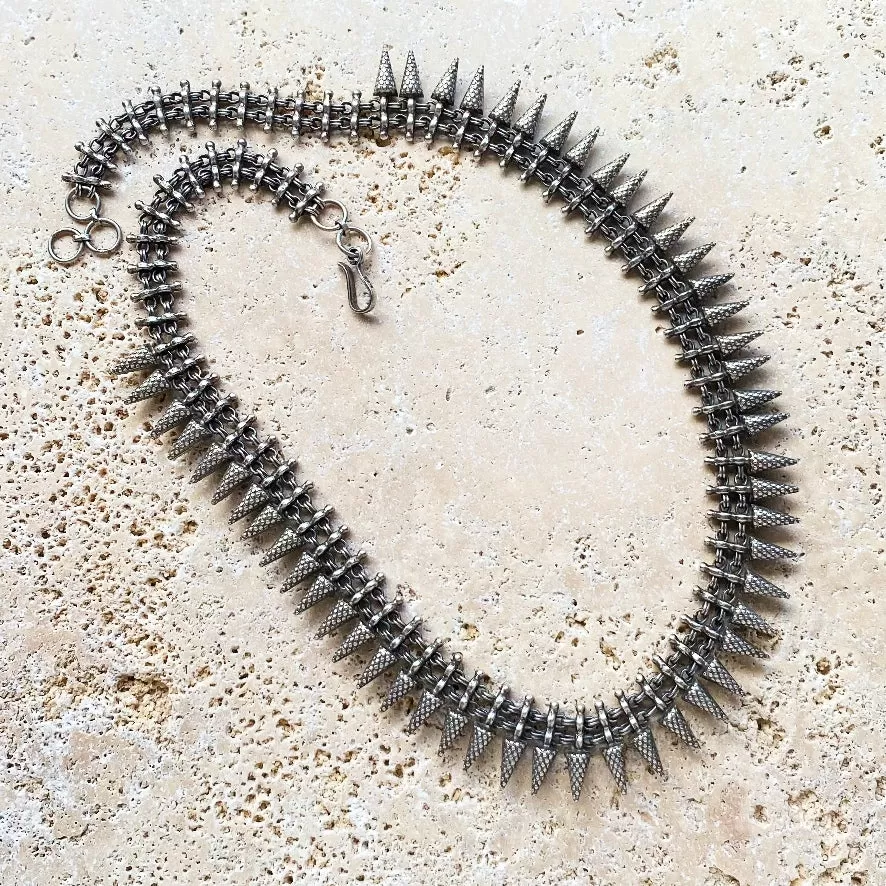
[[49, 49, 800, 801]]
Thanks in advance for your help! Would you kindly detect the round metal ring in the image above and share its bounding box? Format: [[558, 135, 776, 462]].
[[309, 198, 348, 231], [336, 224, 373, 257], [48, 228, 87, 264], [83, 216, 123, 256], [64, 187, 102, 223]]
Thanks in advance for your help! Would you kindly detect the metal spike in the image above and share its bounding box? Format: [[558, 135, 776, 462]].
[[400, 50, 423, 97], [744, 412, 789, 436], [565, 751, 591, 800], [717, 330, 765, 357], [744, 568, 790, 598], [460, 66, 484, 112], [512, 94, 546, 137], [332, 622, 374, 661], [464, 723, 495, 770], [632, 727, 665, 775], [381, 671, 416, 710], [280, 551, 321, 591], [732, 602, 778, 635], [406, 690, 443, 733], [749, 536, 801, 561], [602, 744, 628, 793], [752, 503, 799, 527], [439, 709, 470, 753], [652, 216, 694, 252], [123, 370, 170, 405], [672, 243, 715, 274], [633, 192, 672, 228], [611, 170, 647, 207], [242, 503, 284, 540], [190, 445, 233, 483], [749, 450, 799, 473], [702, 657, 744, 695], [431, 58, 458, 104], [294, 574, 336, 614], [259, 528, 304, 565], [488, 80, 520, 124], [720, 627, 768, 658], [531, 746, 557, 794], [751, 478, 799, 500], [111, 346, 157, 375], [357, 646, 398, 686], [661, 704, 701, 748], [691, 273, 734, 301], [723, 355, 770, 383], [211, 461, 253, 504], [590, 154, 630, 192], [500, 737, 527, 787], [227, 485, 269, 524], [315, 599, 357, 639], [735, 389, 781, 412], [539, 112, 577, 154], [151, 400, 190, 437], [703, 300, 750, 326], [168, 420, 212, 460], [373, 48, 397, 97], [563, 128, 599, 169], [683, 679, 727, 720]]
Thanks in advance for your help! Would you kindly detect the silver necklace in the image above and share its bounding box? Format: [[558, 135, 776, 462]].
[[48, 49, 800, 801]]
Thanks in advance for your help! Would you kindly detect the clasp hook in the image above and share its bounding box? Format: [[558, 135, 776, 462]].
[[338, 250, 376, 315]]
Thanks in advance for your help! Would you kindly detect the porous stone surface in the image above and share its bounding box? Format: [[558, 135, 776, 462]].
[[1, 2, 883, 884]]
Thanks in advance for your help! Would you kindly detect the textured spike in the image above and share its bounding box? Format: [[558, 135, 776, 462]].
[[151, 400, 190, 437], [168, 420, 211, 460], [459, 66, 484, 112], [632, 192, 672, 228], [400, 50, 423, 98], [563, 128, 599, 169], [488, 80, 520, 124], [703, 300, 750, 326], [723, 355, 770, 383], [123, 370, 170, 404], [539, 112, 577, 154], [259, 528, 304, 565], [373, 48, 397, 97], [744, 412, 790, 436], [381, 671, 416, 711], [242, 503, 285, 540], [565, 751, 591, 800], [610, 170, 647, 206], [431, 58, 458, 104], [748, 536, 801, 561], [661, 705, 701, 748], [315, 599, 357, 639], [227, 485, 269, 524], [652, 216, 694, 251], [692, 273, 734, 300], [406, 690, 443, 733], [732, 602, 778, 635], [590, 153, 630, 191], [702, 658, 744, 695], [281, 552, 321, 591], [717, 330, 765, 357], [749, 450, 799, 473], [744, 568, 790, 598], [500, 737, 527, 787], [357, 646, 398, 686], [602, 744, 628, 793], [735, 389, 781, 412], [294, 574, 337, 614], [211, 461, 253, 504], [439, 709, 470, 753], [464, 723, 495, 770], [512, 94, 546, 137], [632, 727, 665, 775], [111, 346, 156, 375], [720, 627, 768, 658], [752, 503, 799, 527], [684, 680, 727, 720], [530, 746, 557, 794], [672, 243, 715, 274], [190, 444, 233, 483], [332, 623, 374, 661]]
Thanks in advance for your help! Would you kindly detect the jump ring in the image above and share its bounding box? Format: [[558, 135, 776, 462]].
[[336, 225, 373, 257], [309, 198, 348, 231], [83, 216, 123, 256], [48, 228, 87, 264], [64, 187, 102, 223]]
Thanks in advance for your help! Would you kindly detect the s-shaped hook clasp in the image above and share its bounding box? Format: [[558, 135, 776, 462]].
[[337, 234, 376, 315]]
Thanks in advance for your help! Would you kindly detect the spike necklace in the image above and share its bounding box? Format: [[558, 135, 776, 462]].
[[49, 49, 800, 801]]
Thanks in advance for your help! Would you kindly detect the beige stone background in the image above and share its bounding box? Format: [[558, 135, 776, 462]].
[[1, 0, 884, 883]]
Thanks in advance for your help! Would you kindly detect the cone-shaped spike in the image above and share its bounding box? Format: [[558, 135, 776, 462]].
[[373, 48, 397, 97], [357, 646, 398, 686], [723, 355, 770, 383], [190, 445, 233, 483], [242, 503, 284, 540], [602, 743, 628, 793], [381, 671, 415, 711], [652, 217, 694, 252], [684, 679, 727, 720], [464, 723, 494, 770], [702, 657, 744, 695], [211, 461, 252, 504], [692, 273, 734, 300], [632, 727, 665, 776], [111, 346, 156, 376], [332, 623, 374, 661], [735, 389, 781, 412], [280, 551, 321, 591], [590, 153, 629, 191], [673, 243, 715, 274], [749, 450, 799, 473], [565, 751, 591, 800], [459, 66, 484, 112], [315, 599, 357, 639], [439, 709, 470, 753], [168, 420, 211, 460], [431, 58, 458, 104], [563, 128, 599, 169], [530, 746, 557, 794], [294, 574, 336, 614], [720, 627, 768, 658], [751, 478, 799, 501], [512, 94, 546, 137], [151, 400, 190, 437], [661, 704, 701, 747], [749, 536, 801, 561], [744, 568, 790, 598], [744, 412, 789, 436], [717, 330, 765, 357], [400, 50, 423, 98], [732, 602, 777, 635], [488, 80, 520, 124], [633, 192, 672, 228], [703, 300, 750, 326], [539, 111, 577, 154], [228, 485, 269, 524], [752, 503, 799, 527], [123, 370, 170, 405], [500, 737, 526, 787], [406, 690, 443, 733], [259, 527, 303, 566], [610, 170, 647, 207]]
